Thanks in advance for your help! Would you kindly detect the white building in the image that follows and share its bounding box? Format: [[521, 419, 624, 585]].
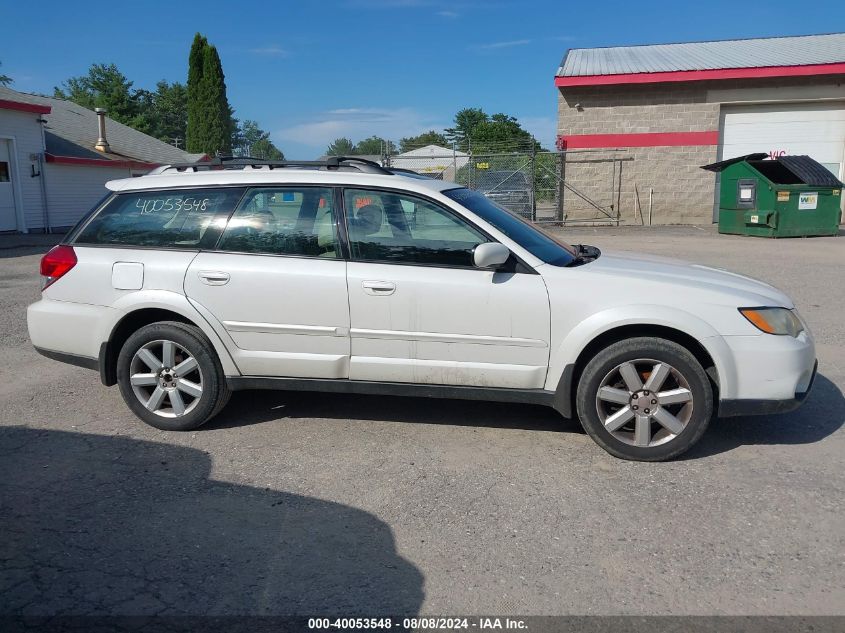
[[0, 86, 203, 233], [390, 144, 469, 180]]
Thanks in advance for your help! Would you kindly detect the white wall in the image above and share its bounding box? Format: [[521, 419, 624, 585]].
[[0, 109, 46, 232], [44, 163, 131, 230]]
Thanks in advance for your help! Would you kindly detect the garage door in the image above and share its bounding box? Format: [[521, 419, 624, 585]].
[[715, 102, 845, 220]]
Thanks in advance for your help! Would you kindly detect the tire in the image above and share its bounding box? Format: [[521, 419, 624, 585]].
[[575, 337, 713, 461], [116, 321, 230, 431]]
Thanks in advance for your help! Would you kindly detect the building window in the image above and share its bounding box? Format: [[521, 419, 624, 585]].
[[0, 161, 10, 182]]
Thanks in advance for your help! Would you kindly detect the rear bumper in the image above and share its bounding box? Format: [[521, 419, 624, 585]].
[[28, 297, 116, 360], [719, 359, 817, 417]]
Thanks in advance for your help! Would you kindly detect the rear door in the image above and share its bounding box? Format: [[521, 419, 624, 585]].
[[184, 186, 350, 378], [343, 187, 551, 389]]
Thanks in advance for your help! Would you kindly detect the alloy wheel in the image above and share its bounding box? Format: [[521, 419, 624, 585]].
[[129, 340, 204, 418], [595, 358, 694, 447]]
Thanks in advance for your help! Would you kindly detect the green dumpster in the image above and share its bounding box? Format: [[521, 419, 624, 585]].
[[702, 153, 843, 237]]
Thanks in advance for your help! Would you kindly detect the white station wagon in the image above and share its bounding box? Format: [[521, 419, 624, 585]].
[[28, 157, 817, 461]]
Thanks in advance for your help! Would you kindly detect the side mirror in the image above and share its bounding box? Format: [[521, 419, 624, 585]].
[[473, 242, 510, 269]]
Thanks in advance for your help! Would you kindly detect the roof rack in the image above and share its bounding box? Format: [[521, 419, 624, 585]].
[[148, 155, 393, 176]]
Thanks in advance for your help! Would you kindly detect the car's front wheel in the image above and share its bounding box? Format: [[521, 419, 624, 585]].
[[576, 337, 713, 461], [116, 321, 230, 431]]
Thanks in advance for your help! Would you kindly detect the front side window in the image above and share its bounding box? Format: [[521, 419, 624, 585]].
[[75, 188, 244, 248], [344, 188, 487, 267], [217, 187, 338, 257], [443, 188, 577, 267]]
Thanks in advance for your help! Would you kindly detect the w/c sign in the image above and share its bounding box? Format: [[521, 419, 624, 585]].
[[798, 192, 818, 210]]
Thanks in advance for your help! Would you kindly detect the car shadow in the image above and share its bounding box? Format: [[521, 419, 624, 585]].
[[0, 427, 424, 616], [208, 389, 579, 435], [208, 375, 842, 461], [682, 373, 845, 460]]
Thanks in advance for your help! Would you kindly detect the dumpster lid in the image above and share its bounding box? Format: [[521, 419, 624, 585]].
[[702, 153, 844, 187], [701, 153, 768, 173], [776, 155, 843, 187]]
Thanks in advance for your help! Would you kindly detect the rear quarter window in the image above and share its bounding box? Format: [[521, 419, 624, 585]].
[[74, 188, 244, 248]]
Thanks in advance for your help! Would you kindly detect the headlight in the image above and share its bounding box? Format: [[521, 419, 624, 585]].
[[739, 307, 804, 337]]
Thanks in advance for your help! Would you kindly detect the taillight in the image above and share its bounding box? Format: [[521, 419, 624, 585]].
[[40, 245, 77, 289]]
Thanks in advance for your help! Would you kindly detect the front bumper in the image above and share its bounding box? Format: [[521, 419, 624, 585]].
[[719, 359, 817, 417]]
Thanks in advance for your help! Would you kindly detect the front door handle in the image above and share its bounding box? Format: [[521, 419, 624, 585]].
[[198, 270, 230, 285], [362, 280, 396, 295]]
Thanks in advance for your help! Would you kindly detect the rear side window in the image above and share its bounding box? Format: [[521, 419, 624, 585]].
[[217, 187, 339, 258], [74, 188, 244, 248]]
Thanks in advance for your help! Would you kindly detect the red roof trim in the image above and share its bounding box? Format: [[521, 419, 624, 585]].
[[0, 98, 52, 114], [45, 153, 158, 170], [554, 62, 845, 87], [558, 131, 719, 149]]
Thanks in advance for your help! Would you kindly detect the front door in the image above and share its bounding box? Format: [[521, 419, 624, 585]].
[[0, 140, 18, 231], [343, 187, 551, 389], [184, 186, 350, 378]]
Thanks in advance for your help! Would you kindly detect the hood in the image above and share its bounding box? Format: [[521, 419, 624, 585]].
[[580, 250, 793, 308]]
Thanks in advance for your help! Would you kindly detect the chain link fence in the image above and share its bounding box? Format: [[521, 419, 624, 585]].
[[382, 145, 629, 225]]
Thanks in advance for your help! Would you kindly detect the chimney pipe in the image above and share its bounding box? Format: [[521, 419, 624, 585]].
[[94, 108, 110, 153]]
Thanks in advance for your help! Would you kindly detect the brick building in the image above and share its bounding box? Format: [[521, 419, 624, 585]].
[[555, 33, 845, 224]]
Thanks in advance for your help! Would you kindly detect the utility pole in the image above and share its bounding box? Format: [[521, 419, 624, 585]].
[[172, 137, 182, 149]]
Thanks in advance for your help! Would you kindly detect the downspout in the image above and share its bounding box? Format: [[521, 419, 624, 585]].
[[36, 116, 52, 233]]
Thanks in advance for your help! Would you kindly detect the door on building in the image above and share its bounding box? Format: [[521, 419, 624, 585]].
[[715, 102, 845, 220], [0, 140, 19, 231]]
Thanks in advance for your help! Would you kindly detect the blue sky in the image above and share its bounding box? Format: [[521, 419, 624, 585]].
[[2, 0, 842, 158]]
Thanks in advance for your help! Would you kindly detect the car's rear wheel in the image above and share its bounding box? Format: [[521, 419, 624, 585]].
[[117, 321, 230, 431], [576, 337, 713, 461]]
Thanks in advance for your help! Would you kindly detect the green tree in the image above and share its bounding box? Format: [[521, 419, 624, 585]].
[[470, 113, 540, 153], [355, 135, 395, 156], [399, 130, 449, 152], [186, 33, 208, 152], [326, 137, 356, 156], [54, 63, 144, 129], [197, 43, 232, 155], [0, 61, 11, 86], [139, 80, 188, 144], [445, 107, 488, 152], [235, 120, 284, 159], [251, 137, 284, 160]]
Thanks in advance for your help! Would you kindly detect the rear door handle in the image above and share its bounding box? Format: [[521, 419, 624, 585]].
[[198, 270, 230, 285], [362, 280, 396, 295]]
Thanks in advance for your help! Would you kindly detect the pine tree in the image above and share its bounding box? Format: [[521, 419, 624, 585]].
[[199, 44, 232, 155], [185, 33, 207, 153]]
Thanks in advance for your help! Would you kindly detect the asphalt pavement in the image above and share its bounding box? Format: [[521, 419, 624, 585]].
[[1, 226, 843, 616]]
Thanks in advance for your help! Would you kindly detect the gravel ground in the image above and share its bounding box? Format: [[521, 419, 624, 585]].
[[0, 226, 843, 616]]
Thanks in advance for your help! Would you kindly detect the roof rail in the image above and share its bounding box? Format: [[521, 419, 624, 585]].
[[147, 155, 393, 176]]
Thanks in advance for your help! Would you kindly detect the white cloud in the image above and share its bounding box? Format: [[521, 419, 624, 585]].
[[277, 107, 449, 153], [346, 0, 433, 7], [437, 9, 459, 17], [473, 39, 531, 51], [248, 45, 289, 56]]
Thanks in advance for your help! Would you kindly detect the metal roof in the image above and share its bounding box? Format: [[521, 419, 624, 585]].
[[0, 86, 203, 164], [558, 32, 845, 77]]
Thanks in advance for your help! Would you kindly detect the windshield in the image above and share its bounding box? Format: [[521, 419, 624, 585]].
[[443, 188, 577, 267]]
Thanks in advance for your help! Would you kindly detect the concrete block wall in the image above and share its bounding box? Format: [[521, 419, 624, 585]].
[[557, 83, 720, 224], [557, 75, 845, 224]]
